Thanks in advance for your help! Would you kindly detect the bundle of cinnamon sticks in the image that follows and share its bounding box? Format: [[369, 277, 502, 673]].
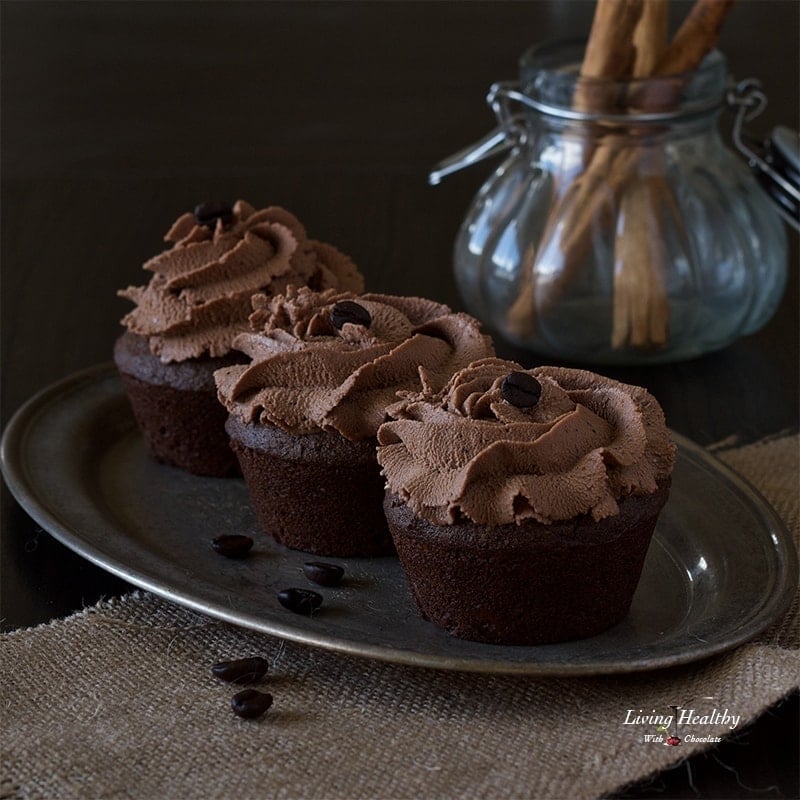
[[508, 0, 734, 351]]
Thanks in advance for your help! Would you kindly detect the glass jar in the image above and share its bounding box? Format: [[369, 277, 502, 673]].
[[443, 41, 788, 364]]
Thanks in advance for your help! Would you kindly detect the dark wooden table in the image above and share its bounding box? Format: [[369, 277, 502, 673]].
[[2, 2, 797, 797]]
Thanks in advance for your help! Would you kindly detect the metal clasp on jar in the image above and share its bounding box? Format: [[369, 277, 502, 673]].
[[432, 75, 800, 234], [430, 77, 723, 186], [727, 79, 798, 230], [428, 82, 528, 185]]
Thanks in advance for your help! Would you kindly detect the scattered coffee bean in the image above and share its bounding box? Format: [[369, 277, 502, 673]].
[[211, 534, 254, 559], [194, 200, 234, 229], [277, 587, 323, 616], [231, 689, 273, 720], [303, 562, 344, 587], [330, 300, 372, 330], [211, 657, 269, 685], [500, 371, 542, 408]]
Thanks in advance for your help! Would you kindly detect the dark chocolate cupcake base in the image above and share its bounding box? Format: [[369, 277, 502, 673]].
[[383, 481, 671, 645], [114, 332, 242, 477], [226, 416, 394, 557]]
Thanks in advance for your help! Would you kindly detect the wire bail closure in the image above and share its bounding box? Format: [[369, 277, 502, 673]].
[[429, 77, 726, 186], [727, 78, 799, 231], [430, 75, 799, 232], [428, 82, 527, 186]]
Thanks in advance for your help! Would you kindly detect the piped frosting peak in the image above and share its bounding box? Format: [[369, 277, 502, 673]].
[[377, 358, 676, 526], [214, 287, 495, 441], [118, 200, 363, 363]]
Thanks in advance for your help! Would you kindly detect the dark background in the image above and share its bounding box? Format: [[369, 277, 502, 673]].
[[2, 2, 798, 797]]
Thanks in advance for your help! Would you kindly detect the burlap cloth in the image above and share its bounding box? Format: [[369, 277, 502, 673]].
[[2, 435, 798, 800]]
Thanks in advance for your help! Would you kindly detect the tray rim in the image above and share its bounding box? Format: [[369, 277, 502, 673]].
[[2, 362, 797, 675]]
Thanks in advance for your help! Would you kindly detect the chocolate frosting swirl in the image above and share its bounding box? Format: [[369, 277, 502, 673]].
[[214, 287, 495, 441], [377, 358, 676, 526], [118, 200, 364, 363]]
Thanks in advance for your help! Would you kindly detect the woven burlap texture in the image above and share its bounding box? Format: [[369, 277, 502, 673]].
[[2, 435, 798, 800]]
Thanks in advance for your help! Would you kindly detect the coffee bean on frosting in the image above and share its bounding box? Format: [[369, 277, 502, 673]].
[[194, 200, 234, 229], [303, 562, 344, 587], [277, 588, 323, 615], [330, 300, 372, 330], [211, 534, 254, 559], [231, 689, 273, 719], [211, 657, 269, 685], [500, 371, 542, 408]]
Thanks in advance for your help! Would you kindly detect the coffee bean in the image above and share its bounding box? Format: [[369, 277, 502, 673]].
[[230, 689, 273, 720], [330, 300, 372, 330], [303, 562, 344, 587], [500, 371, 542, 408], [277, 588, 323, 615], [194, 200, 234, 229], [211, 534, 254, 559], [211, 657, 269, 685]]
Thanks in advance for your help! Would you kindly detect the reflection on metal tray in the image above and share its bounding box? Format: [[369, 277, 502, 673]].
[[1, 364, 796, 675]]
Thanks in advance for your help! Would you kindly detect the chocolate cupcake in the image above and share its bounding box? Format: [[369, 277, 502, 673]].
[[377, 358, 677, 644], [115, 200, 363, 476], [214, 287, 494, 556]]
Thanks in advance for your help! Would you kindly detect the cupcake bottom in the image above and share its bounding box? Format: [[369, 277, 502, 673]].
[[114, 332, 242, 477], [383, 481, 671, 645], [226, 416, 394, 557]]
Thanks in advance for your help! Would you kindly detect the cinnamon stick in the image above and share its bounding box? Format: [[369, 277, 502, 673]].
[[633, 0, 668, 76], [506, 0, 735, 346], [574, 0, 644, 114], [612, 175, 670, 349], [655, 0, 734, 76], [632, 0, 735, 112], [613, 0, 671, 349], [507, 1, 641, 339]]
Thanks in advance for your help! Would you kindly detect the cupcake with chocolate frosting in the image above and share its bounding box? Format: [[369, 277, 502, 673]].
[[377, 357, 676, 644], [214, 286, 494, 556], [115, 200, 363, 476]]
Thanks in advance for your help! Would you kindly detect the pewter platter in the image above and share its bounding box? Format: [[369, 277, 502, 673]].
[[2, 364, 796, 675]]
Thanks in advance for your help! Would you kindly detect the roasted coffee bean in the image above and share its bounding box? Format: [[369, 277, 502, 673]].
[[330, 300, 372, 330], [211, 534, 254, 559], [211, 657, 269, 685], [500, 371, 542, 408], [194, 200, 234, 229], [277, 587, 323, 615], [303, 562, 344, 587], [230, 689, 273, 720]]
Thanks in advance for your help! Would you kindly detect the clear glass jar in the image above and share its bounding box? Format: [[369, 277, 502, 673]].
[[450, 41, 788, 364]]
